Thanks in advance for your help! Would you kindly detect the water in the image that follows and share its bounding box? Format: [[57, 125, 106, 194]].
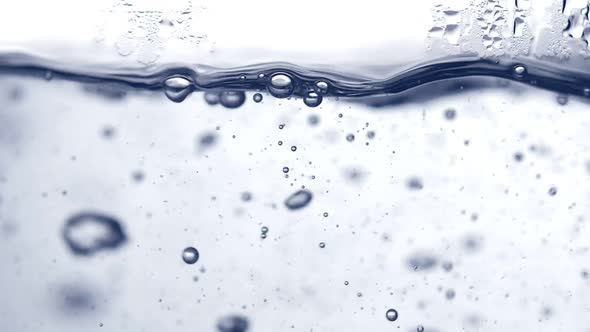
[[3, 0, 590, 331]]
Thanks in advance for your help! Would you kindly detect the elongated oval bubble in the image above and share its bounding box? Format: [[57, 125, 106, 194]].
[[62, 212, 127, 256], [284, 189, 313, 210], [217, 315, 249, 332]]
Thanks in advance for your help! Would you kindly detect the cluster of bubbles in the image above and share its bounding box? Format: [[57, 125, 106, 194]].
[[260, 226, 269, 239], [163, 72, 330, 108]]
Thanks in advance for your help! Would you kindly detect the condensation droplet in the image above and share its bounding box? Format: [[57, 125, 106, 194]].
[[182, 247, 200, 264]]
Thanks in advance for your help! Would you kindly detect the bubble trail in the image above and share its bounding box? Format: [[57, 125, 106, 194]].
[[2, 53, 590, 101]]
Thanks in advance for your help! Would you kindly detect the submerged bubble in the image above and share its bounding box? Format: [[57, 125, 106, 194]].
[[284, 189, 313, 210], [417, 325, 424, 332], [445, 289, 456, 300], [346, 134, 355, 142], [268, 73, 294, 98], [556, 94, 568, 105], [548, 186, 558, 196], [219, 91, 246, 109], [319, 242, 326, 248], [253, 93, 263, 103], [163, 76, 194, 103], [62, 212, 126, 256], [282, 167, 290, 173], [407, 254, 438, 271], [385, 308, 399, 321], [241, 192, 253, 202], [308, 114, 320, 126], [303, 92, 323, 107], [444, 108, 457, 120], [217, 315, 249, 332], [204, 92, 220, 105], [407, 177, 424, 190], [290, 146, 297, 152], [182, 247, 200, 264]]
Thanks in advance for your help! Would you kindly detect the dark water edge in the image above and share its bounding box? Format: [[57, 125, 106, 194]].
[[1, 52, 589, 103]]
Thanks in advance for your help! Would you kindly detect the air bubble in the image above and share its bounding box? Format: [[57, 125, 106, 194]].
[[217, 315, 249, 332], [182, 247, 200, 264], [319, 242, 326, 248], [556, 94, 568, 105], [219, 91, 246, 109], [284, 189, 313, 210], [62, 212, 127, 256], [385, 308, 399, 322], [444, 108, 457, 120], [163, 76, 194, 103], [346, 134, 355, 142], [268, 73, 294, 98], [513, 65, 526, 78], [204, 92, 220, 105], [548, 186, 557, 196], [303, 92, 323, 107], [445, 289, 456, 300], [253, 93, 263, 103], [417, 325, 424, 332], [315, 81, 329, 94], [282, 167, 290, 173], [290, 146, 297, 152]]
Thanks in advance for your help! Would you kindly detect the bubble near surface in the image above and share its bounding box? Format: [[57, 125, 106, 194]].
[[62, 212, 127, 256], [268, 73, 294, 98], [182, 247, 200, 264], [284, 189, 313, 210], [163, 76, 194, 103], [303, 92, 323, 107], [219, 91, 246, 109]]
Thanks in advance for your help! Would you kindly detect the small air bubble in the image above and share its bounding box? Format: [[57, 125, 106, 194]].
[[548, 186, 557, 196], [204, 92, 220, 105], [346, 134, 355, 142], [444, 108, 457, 120], [445, 289, 456, 300], [556, 94, 568, 105], [513, 65, 526, 78], [282, 167, 290, 173], [315, 81, 329, 94], [319, 242, 326, 248], [182, 247, 200, 264], [253, 93, 263, 103], [385, 308, 399, 322], [290, 146, 297, 152]]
